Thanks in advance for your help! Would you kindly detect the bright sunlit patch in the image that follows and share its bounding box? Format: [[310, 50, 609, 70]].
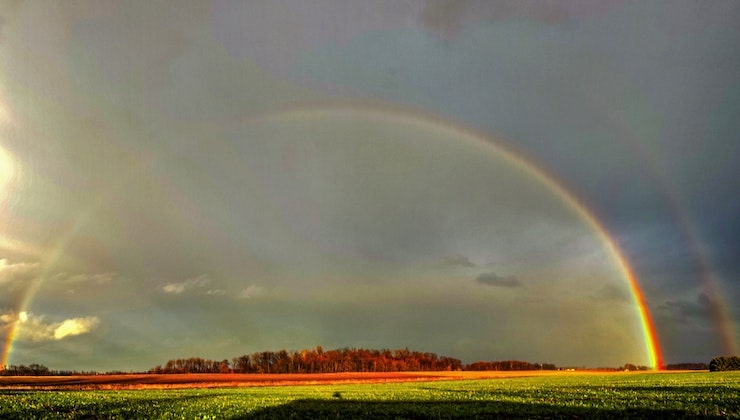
[[53, 317, 99, 340]]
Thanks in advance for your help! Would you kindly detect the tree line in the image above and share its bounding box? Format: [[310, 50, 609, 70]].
[[665, 362, 709, 370], [466, 360, 557, 371], [148, 346, 558, 374], [8, 347, 726, 375], [0, 364, 97, 376]]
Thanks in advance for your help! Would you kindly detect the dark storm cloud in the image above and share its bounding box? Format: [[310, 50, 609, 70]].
[[475, 272, 521, 288]]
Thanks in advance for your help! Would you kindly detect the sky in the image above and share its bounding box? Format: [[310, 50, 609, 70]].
[[0, 0, 738, 372]]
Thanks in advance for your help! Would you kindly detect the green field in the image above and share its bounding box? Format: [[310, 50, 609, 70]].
[[1, 372, 738, 419]]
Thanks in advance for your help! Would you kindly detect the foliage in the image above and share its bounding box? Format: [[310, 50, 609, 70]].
[[621, 363, 649, 371], [149, 347, 560, 374], [0, 372, 738, 418], [466, 360, 556, 371], [149, 357, 230, 374], [0, 365, 110, 377], [710, 356, 740, 372], [150, 347, 464, 374], [0, 364, 50, 376]]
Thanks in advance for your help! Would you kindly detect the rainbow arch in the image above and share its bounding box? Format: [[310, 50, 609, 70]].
[[252, 103, 663, 368], [2, 103, 664, 369]]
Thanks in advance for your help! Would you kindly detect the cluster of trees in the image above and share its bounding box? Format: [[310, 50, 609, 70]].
[[0, 364, 98, 376], [620, 363, 650, 371], [466, 361, 556, 371], [150, 347, 465, 374], [148, 347, 564, 374], [149, 357, 231, 374], [709, 356, 740, 372], [0, 364, 50, 376]]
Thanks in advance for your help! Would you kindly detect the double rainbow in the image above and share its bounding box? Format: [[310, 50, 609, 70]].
[[2, 104, 666, 368]]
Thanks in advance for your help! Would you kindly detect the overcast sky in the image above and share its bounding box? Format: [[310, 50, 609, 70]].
[[1, 1, 738, 371]]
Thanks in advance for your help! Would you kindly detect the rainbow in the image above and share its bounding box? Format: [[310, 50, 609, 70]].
[[253, 103, 664, 368], [2, 103, 666, 368]]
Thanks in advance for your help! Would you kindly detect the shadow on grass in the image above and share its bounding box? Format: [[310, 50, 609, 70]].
[[235, 399, 708, 419]]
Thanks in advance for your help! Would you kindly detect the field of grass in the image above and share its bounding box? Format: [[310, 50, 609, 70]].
[[1, 371, 738, 418]]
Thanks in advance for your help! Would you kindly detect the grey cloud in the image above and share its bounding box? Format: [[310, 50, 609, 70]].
[[475, 272, 521, 288], [419, 0, 615, 39], [659, 294, 712, 325], [435, 254, 476, 268]]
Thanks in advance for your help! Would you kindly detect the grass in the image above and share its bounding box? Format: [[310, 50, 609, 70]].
[[0, 371, 738, 418]]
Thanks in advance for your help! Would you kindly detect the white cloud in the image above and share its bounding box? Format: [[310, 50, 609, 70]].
[[239, 285, 266, 299], [162, 283, 186, 294], [53, 317, 100, 340], [161, 274, 210, 294], [1, 310, 99, 342]]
